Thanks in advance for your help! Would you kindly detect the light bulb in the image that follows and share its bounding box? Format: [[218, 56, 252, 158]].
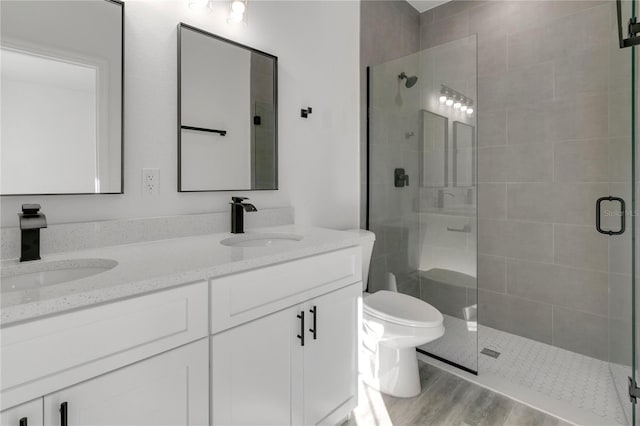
[[189, 0, 212, 12], [228, 10, 244, 22], [231, 0, 245, 13], [466, 108, 474, 115], [445, 98, 454, 106], [439, 95, 447, 103], [453, 101, 461, 109], [460, 105, 468, 112]]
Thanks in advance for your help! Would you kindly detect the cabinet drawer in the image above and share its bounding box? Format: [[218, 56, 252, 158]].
[[210, 247, 361, 334], [1, 281, 208, 411], [0, 398, 43, 426]]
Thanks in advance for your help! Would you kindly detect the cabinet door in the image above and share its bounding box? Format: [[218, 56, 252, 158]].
[[43, 339, 208, 426], [211, 305, 303, 426], [1, 399, 43, 426], [303, 283, 360, 425]]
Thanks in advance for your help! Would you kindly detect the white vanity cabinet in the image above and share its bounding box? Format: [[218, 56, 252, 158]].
[[1, 282, 209, 426], [2, 241, 364, 426], [210, 246, 362, 426], [43, 339, 209, 426], [0, 399, 43, 426]]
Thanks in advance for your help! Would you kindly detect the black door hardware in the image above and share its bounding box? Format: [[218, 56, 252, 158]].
[[253, 116, 261, 125], [60, 402, 68, 426], [309, 306, 317, 340], [596, 196, 626, 235], [629, 376, 640, 403], [394, 168, 409, 187], [19, 418, 27, 426], [617, 0, 640, 48], [181, 125, 227, 136], [301, 107, 312, 118], [297, 311, 305, 346]]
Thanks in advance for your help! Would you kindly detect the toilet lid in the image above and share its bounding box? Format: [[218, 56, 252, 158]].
[[364, 290, 443, 327]]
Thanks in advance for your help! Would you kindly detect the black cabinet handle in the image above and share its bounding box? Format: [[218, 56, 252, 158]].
[[596, 196, 626, 235], [309, 306, 317, 340], [296, 311, 305, 346], [19, 417, 27, 426], [60, 402, 68, 426]]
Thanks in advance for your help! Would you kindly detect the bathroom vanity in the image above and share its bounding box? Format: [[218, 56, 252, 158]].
[[0, 226, 363, 426]]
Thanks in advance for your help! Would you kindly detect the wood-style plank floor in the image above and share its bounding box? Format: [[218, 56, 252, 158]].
[[345, 361, 571, 426]]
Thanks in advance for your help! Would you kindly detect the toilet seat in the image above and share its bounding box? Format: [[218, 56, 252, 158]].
[[364, 290, 443, 328]]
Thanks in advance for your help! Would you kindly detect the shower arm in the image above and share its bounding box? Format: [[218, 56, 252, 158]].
[[616, 0, 640, 48]]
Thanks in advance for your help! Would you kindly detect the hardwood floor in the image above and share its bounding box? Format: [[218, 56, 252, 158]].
[[346, 361, 571, 426]]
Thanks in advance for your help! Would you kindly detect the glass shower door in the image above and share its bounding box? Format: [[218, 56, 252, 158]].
[[611, 1, 636, 424], [367, 34, 478, 374]]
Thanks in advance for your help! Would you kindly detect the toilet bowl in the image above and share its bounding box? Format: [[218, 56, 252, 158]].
[[349, 229, 445, 398]]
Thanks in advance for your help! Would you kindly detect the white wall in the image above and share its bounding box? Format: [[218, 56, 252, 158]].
[[0, 0, 360, 230]]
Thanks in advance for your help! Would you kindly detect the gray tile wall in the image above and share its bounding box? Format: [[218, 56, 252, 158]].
[[360, 0, 420, 229], [420, 0, 631, 362]]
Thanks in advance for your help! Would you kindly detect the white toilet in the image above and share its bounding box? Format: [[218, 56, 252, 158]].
[[351, 229, 445, 398]]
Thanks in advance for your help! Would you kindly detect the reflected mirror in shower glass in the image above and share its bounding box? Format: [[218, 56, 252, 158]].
[[0, 0, 123, 195], [420, 110, 448, 187], [178, 23, 278, 192], [453, 121, 475, 187]]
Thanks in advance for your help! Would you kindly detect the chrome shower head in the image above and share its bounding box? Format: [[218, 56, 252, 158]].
[[398, 72, 418, 88]]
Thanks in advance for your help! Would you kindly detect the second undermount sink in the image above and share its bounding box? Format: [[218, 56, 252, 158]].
[[1, 258, 118, 293], [220, 233, 304, 248]]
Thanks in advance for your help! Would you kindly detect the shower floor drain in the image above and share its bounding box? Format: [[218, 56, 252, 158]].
[[480, 348, 500, 358]]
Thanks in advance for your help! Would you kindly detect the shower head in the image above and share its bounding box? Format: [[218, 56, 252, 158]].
[[398, 72, 418, 88]]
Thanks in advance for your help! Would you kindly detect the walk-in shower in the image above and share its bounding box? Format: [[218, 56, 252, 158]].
[[366, 1, 637, 424]]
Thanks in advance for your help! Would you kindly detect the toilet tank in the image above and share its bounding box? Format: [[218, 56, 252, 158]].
[[347, 229, 375, 291]]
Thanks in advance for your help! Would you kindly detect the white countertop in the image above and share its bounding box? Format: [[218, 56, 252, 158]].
[[1, 225, 371, 327]]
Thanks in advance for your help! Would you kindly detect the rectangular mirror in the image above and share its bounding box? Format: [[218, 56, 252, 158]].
[[178, 23, 278, 192], [0, 0, 124, 195], [453, 121, 475, 187], [420, 110, 448, 188]]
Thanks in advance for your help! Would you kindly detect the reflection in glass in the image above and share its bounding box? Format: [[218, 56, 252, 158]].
[[368, 35, 478, 372], [0, 0, 123, 195], [178, 24, 277, 192]]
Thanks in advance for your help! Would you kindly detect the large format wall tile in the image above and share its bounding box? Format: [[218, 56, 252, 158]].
[[478, 183, 506, 220], [554, 139, 609, 183], [478, 290, 552, 344], [506, 183, 607, 225], [478, 219, 553, 262], [411, 0, 623, 362], [554, 224, 608, 271], [478, 144, 553, 183], [478, 254, 506, 293], [478, 108, 506, 147], [506, 259, 608, 316], [552, 306, 609, 361]]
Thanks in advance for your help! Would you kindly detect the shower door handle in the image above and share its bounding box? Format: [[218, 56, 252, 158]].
[[596, 196, 625, 235]]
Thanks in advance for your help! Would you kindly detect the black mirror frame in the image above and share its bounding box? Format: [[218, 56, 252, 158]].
[[177, 22, 279, 192]]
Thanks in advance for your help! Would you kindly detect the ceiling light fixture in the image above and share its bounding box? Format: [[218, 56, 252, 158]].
[[189, 0, 213, 13], [228, 0, 247, 23]]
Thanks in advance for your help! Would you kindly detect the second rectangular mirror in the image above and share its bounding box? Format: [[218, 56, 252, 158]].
[[178, 23, 278, 192]]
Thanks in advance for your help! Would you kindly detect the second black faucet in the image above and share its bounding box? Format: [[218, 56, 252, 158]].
[[230, 197, 257, 234]]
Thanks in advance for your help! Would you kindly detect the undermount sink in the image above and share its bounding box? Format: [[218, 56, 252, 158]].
[[1, 258, 118, 292], [220, 233, 304, 248]]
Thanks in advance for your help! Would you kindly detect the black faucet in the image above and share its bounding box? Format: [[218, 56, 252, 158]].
[[19, 204, 47, 262], [230, 197, 257, 234]]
